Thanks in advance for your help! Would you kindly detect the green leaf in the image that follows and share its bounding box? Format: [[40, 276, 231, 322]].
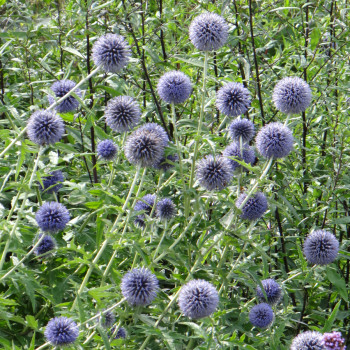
[[25, 315, 38, 330], [310, 28, 321, 50], [322, 300, 341, 332], [326, 268, 348, 302]]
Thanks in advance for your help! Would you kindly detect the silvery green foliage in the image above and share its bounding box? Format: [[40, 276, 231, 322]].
[[290, 331, 325, 350], [256, 122, 294, 159], [216, 82, 251, 117], [196, 155, 234, 191], [92, 34, 131, 73], [48, 79, 81, 113], [44, 317, 79, 346], [236, 192, 268, 221], [228, 118, 255, 143], [97, 139, 118, 161], [27, 110, 65, 146], [105, 96, 141, 133], [178, 280, 219, 319], [256, 279, 282, 305], [157, 71, 192, 104], [303, 230, 339, 265], [272, 77, 312, 114], [223, 142, 255, 171], [35, 202, 70, 233], [121, 268, 159, 306], [249, 303, 274, 328], [189, 12, 228, 51]]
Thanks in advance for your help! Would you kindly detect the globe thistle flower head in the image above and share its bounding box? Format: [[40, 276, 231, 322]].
[[256, 122, 294, 159], [121, 267, 159, 306], [272, 77, 312, 114], [322, 331, 346, 350], [48, 79, 82, 113], [124, 128, 165, 167], [216, 82, 251, 117], [97, 139, 118, 161], [34, 234, 56, 257], [228, 118, 255, 143], [138, 123, 169, 147], [178, 279, 219, 319], [256, 279, 282, 305], [110, 326, 127, 339], [303, 230, 339, 265], [291, 331, 324, 350], [27, 110, 65, 146], [156, 198, 176, 220], [223, 142, 255, 171], [134, 194, 156, 214], [196, 155, 233, 191], [249, 303, 274, 328], [189, 12, 228, 51], [154, 153, 179, 172], [236, 192, 268, 221], [92, 33, 131, 73], [100, 310, 115, 329], [35, 201, 70, 233], [105, 96, 141, 133], [39, 170, 64, 194], [157, 71, 192, 104], [44, 317, 79, 346]]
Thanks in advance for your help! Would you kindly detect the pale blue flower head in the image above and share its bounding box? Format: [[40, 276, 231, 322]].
[[236, 192, 268, 221], [45, 317, 79, 346], [291, 331, 324, 350], [223, 142, 255, 171], [228, 118, 255, 143], [35, 202, 70, 233], [97, 139, 118, 161], [256, 279, 282, 305], [249, 303, 274, 328]]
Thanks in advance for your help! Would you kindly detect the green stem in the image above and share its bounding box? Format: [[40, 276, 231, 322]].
[[284, 113, 291, 126], [107, 133, 126, 188], [152, 220, 168, 260]]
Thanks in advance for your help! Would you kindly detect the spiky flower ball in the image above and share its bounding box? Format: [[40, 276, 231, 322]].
[[110, 326, 127, 339], [100, 310, 115, 329], [156, 198, 176, 220], [124, 128, 165, 167], [236, 192, 268, 221], [48, 80, 82, 113], [322, 331, 346, 350], [105, 96, 141, 133], [178, 280, 219, 319], [97, 139, 118, 161], [256, 122, 294, 159], [157, 71, 192, 104], [134, 194, 155, 227], [290, 331, 324, 350], [138, 123, 169, 147], [27, 110, 65, 146], [189, 12, 228, 51], [223, 142, 255, 171], [154, 153, 179, 172], [196, 155, 233, 191], [249, 303, 274, 328], [121, 267, 159, 306], [272, 77, 312, 114], [92, 34, 131, 73], [34, 234, 56, 257], [45, 317, 79, 346], [228, 118, 255, 143], [216, 82, 251, 117], [256, 279, 282, 305], [35, 202, 70, 233], [303, 230, 339, 265], [39, 171, 64, 194]]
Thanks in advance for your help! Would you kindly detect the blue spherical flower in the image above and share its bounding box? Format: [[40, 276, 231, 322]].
[[138, 123, 169, 147], [121, 267, 159, 306], [178, 279, 219, 319], [156, 198, 176, 220], [134, 194, 155, 227], [34, 234, 56, 257], [100, 310, 115, 328], [236, 192, 268, 221], [35, 202, 70, 233], [154, 153, 179, 172], [45, 317, 79, 346], [291, 331, 324, 350], [249, 303, 274, 328], [48, 79, 82, 113], [322, 331, 346, 350], [256, 279, 282, 305], [228, 118, 255, 143], [157, 71, 192, 104], [223, 142, 255, 171], [303, 230, 339, 265], [110, 326, 127, 339], [189, 12, 228, 51], [272, 77, 312, 114], [92, 34, 131, 73], [216, 82, 251, 117], [196, 155, 234, 191], [39, 171, 64, 194], [27, 110, 65, 146], [125, 127, 165, 167], [97, 139, 118, 161], [256, 122, 294, 159], [105, 96, 141, 133]]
